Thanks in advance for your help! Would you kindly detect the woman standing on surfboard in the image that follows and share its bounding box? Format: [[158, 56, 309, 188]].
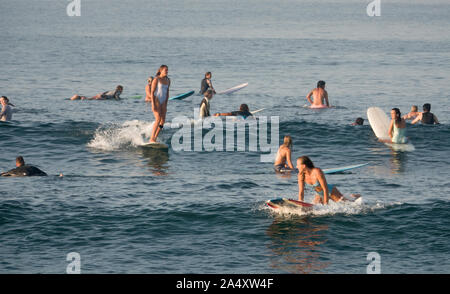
[[297, 156, 360, 205], [380, 108, 408, 144], [306, 80, 330, 108], [149, 65, 170, 143]]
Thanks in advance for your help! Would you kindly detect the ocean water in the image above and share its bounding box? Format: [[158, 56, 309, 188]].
[[1, 0, 450, 274]]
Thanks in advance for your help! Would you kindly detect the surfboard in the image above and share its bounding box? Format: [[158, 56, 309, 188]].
[[275, 163, 369, 174], [169, 90, 195, 101], [218, 83, 248, 95], [250, 108, 265, 115], [266, 198, 313, 211], [309, 104, 329, 109], [140, 142, 169, 149], [367, 107, 415, 151]]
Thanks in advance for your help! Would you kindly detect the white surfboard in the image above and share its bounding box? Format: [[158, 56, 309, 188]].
[[140, 142, 169, 150], [218, 83, 248, 95], [367, 107, 415, 151]]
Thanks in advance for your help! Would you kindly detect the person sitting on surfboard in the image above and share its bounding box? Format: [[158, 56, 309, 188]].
[[200, 72, 216, 95], [0, 96, 16, 122], [70, 85, 123, 100], [214, 104, 253, 119], [297, 156, 360, 205], [1, 156, 47, 177], [379, 108, 408, 144], [402, 105, 420, 121], [145, 76, 154, 102], [199, 90, 214, 119], [411, 103, 440, 125], [306, 80, 330, 108], [274, 135, 295, 172], [149, 65, 170, 143]]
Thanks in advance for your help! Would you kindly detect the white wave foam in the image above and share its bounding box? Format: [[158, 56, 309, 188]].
[[87, 120, 155, 150], [261, 198, 402, 218]]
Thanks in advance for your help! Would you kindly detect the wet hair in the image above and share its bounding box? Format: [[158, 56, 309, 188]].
[[423, 103, 431, 112], [16, 156, 25, 166], [239, 104, 249, 112], [282, 135, 292, 149], [116, 85, 123, 91], [205, 72, 212, 78], [392, 108, 401, 124], [297, 156, 315, 169], [411, 105, 418, 112], [317, 80, 326, 88], [156, 65, 168, 76], [1, 96, 8, 102], [355, 117, 364, 125]]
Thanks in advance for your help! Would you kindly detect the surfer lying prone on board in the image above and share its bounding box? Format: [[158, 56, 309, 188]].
[[70, 85, 123, 100], [379, 108, 408, 144], [274, 135, 295, 172], [297, 156, 360, 205], [214, 104, 253, 119], [1, 156, 47, 177]]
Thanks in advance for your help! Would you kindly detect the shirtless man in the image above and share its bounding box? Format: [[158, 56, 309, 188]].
[[411, 103, 440, 125], [306, 80, 330, 108], [403, 105, 420, 120], [274, 135, 295, 172]]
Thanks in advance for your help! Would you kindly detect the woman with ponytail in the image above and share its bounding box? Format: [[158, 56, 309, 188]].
[[274, 135, 294, 172], [297, 156, 360, 205], [149, 65, 170, 143]]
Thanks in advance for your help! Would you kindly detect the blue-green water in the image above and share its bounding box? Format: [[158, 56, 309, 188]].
[[1, 0, 450, 273]]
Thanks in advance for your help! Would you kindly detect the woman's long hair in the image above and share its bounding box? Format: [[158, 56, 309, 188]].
[[392, 108, 401, 124], [298, 156, 315, 169], [282, 135, 292, 149], [156, 65, 168, 77]]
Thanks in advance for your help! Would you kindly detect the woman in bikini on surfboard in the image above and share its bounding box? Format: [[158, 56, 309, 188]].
[[149, 65, 170, 143], [297, 156, 360, 205]]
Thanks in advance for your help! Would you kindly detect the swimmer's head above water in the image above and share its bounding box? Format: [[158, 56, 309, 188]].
[[317, 80, 326, 89], [16, 156, 25, 167]]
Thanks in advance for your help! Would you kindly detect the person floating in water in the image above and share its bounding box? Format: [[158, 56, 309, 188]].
[[403, 105, 420, 121], [297, 156, 360, 205], [199, 90, 214, 119], [306, 80, 330, 108], [411, 103, 439, 125], [200, 72, 216, 95], [379, 108, 408, 144], [70, 85, 123, 100], [214, 104, 253, 119], [0, 96, 15, 122], [145, 77, 154, 102], [1, 156, 47, 177], [351, 117, 364, 126], [149, 65, 170, 143], [274, 135, 295, 172]]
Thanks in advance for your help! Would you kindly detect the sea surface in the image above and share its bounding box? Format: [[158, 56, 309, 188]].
[[1, 0, 450, 273]]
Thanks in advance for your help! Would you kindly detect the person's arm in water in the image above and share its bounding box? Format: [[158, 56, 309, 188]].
[[411, 113, 422, 125], [316, 169, 330, 204], [306, 90, 314, 105], [324, 90, 329, 107], [433, 114, 440, 124], [298, 173, 305, 201]]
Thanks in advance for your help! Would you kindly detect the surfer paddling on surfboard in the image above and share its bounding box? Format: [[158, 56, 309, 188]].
[[297, 156, 360, 205], [149, 65, 170, 143], [70, 85, 123, 100], [378, 108, 408, 144], [214, 104, 253, 119], [306, 80, 330, 108], [274, 135, 295, 172]]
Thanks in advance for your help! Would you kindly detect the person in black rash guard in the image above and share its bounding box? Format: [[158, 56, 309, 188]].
[[214, 104, 253, 119], [1, 156, 47, 177], [200, 72, 216, 95], [411, 103, 440, 125]]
